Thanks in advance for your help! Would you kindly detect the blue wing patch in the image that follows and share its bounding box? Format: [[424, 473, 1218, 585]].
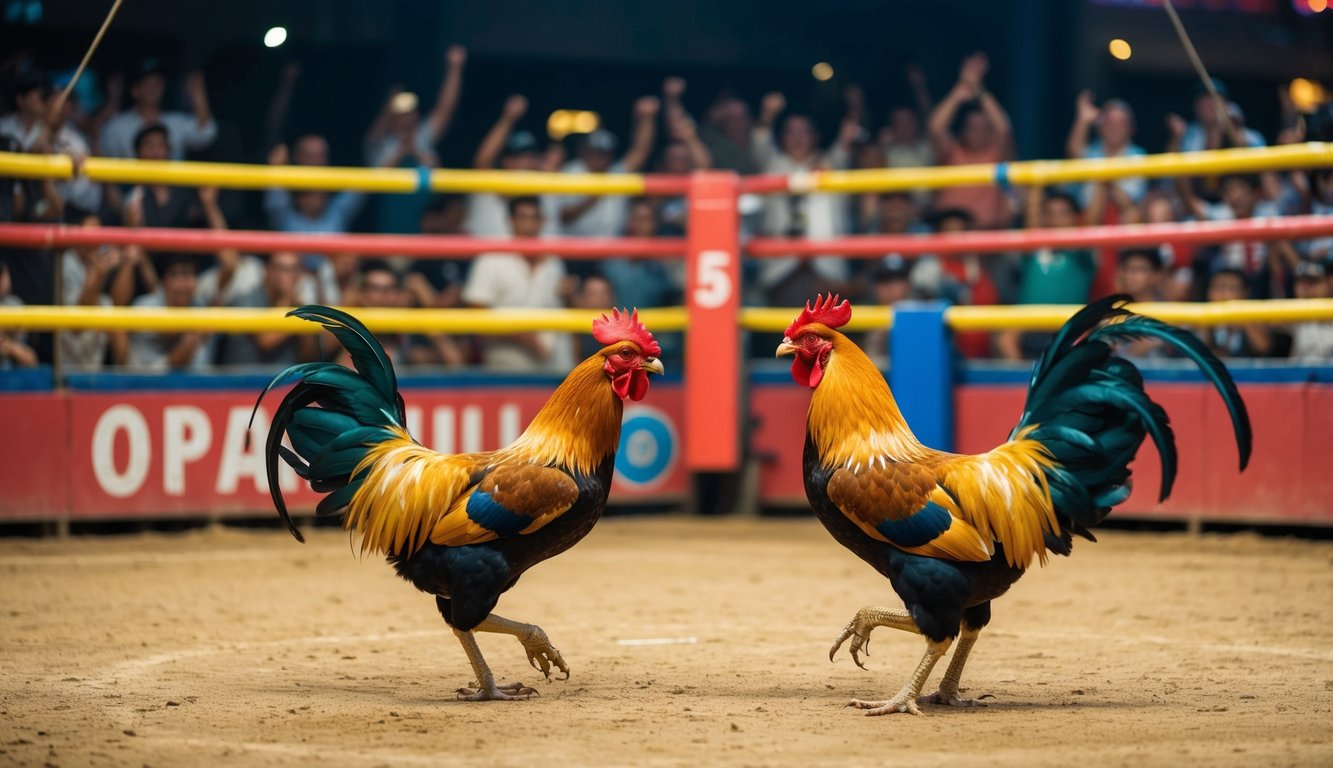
[[874, 500, 953, 548], [465, 490, 530, 537]]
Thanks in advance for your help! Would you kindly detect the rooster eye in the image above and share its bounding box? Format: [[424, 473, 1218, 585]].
[[619, 348, 634, 359]]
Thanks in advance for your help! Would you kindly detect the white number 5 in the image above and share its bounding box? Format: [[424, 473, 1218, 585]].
[[693, 250, 733, 309]]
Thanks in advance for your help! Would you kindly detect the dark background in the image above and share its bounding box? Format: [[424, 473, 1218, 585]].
[[5, 0, 1332, 165]]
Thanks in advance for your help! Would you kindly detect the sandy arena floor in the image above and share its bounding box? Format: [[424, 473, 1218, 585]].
[[1, 517, 1331, 767]]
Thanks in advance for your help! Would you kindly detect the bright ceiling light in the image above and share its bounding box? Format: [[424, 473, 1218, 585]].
[[1108, 39, 1132, 61], [812, 62, 834, 81], [264, 27, 288, 48], [1289, 78, 1328, 112]]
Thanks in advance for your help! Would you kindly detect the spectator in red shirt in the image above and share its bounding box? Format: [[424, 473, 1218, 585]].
[[927, 52, 1013, 230]]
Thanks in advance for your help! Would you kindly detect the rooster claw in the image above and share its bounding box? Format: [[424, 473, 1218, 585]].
[[520, 627, 570, 682], [829, 622, 872, 670], [455, 681, 539, 701]]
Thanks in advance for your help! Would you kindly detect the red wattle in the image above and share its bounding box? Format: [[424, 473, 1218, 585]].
[[628, 370, 650, 401], [791, 355, 824, 388]]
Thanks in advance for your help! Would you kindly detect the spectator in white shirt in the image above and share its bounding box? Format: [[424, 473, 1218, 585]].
[[556, 96, 659, 238], [1290, 261, 1333, 361], [750, 91, 859, 306], [467, 96, 561, 237], [462, 197, 571, 373], [58, 214, 129, 372], [127, 254, 212, 372], [99, 62, 217, 159]]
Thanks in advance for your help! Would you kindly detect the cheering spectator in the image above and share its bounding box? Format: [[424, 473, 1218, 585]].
[[468, 95, 559, 237], [58, 214, 129, 372], [913, 207, 998, 360], [880, 65, 935, 170], [0, 72, 47, 149], [751, 90, 859, 306], [1177, 173, 1297, 299], [365, 45, 466, 234], [100, 62, 216, 159], [1116, 248, 1167, 304], [126, 254, 212, 372], [699, 93, 760, 175], [462, 197, 571, 372], [404, 194, 467, 309], [557, 96, 659, 238], [997, 189, 1097, 361], [601, 199, 680, 312], [657, 77, 713, 235], [214, 251, 319, 368], [1173, 79, 1264, 154], [860, 257, 913, 369], [1289, 261, 1333, 361], [928, 52, 1013, 229], [331, 260, 412, 368], [1202, 268, 1272, 358], [1066, 91, 1146, 207]]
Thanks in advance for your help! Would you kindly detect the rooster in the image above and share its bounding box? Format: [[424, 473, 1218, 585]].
[[777, 294, 1250, 716], [251, 305, 663, 701]]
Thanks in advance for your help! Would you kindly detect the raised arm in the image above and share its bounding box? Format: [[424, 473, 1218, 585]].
[[976, 91, 1013, 160], [180, 71, 218, 149], [1167, 114, 1208, 219], [426, 45, 467, 143], [263, 62, 301, 154], [473, 95, 527, 169], [927, 85, 967, 159], [620, 96, 660, 173], [752, 91, 785, 168], [670, 114, 712, 170], [1066, 90, 1099, 159], [906, 64, 933, 120], [365, 85, 403, 147]]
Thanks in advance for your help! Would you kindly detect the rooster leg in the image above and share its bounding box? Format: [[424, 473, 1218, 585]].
[[918, 626, 988, 707], [847, 638, 952, 717], [453, 628, 538, 701], [829, 606, 920, 669], [475, 613, 570, 682]]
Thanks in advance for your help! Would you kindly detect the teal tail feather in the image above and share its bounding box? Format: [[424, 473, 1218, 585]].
[[1015, 295, 1251, 553], [247, 306, 405, 542]]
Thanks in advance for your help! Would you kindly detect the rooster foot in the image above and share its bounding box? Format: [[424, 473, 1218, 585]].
[[846, 695, 922, 717], [918, 690, 991, 708], [519, 627, 570, 682], [455, 681, 539, 701]]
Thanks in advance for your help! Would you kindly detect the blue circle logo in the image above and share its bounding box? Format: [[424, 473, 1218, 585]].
[[615, 406, 677, 489]]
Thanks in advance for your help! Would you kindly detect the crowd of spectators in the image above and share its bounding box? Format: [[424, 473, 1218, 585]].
[[1, 48, 1331, 376]]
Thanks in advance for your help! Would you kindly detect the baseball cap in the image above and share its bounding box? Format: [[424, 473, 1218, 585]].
[[504, 130, 539, 155], [583, 129, 617, 153]]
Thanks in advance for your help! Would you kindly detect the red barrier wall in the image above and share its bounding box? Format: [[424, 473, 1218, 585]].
[[0, 386, 687, 522], [753, 383, 1333, 524]]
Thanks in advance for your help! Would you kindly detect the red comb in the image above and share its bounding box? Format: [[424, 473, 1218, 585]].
[[785, 294, 852, 338], [593, 308, 661, 357]]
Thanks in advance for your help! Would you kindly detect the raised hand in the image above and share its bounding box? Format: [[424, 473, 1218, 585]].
[[1075, 90, 1100, 124], [634, 96, 661, 119], [663, 76, 686, 100], [503, 94, 528, 121], [761, 91, 786, 122], [447, 45, 467, 67]]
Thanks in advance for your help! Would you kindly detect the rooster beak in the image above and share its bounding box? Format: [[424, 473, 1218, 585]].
[[640, 357, 665, 376], [776, 338, 798, 358]]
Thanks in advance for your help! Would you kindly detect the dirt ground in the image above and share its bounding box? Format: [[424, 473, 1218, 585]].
[[1, 517, 1331, 768]]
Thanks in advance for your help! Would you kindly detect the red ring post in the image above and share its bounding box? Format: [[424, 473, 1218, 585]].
[[685, 172, 742, 472]]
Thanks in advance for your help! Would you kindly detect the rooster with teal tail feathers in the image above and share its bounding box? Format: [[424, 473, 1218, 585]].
[[778, 294, 1251, 716], [251, 305, 663, 701]]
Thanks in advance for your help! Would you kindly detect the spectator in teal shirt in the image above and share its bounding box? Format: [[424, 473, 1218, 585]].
[[999, 189, 1097, 360]]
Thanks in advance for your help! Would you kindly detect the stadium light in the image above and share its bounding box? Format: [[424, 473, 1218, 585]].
[[1108, 39, 1132, 60], [1289, 78, 1328, 112], [812, 62, 834, 81], [264, 26, 288, 48]]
